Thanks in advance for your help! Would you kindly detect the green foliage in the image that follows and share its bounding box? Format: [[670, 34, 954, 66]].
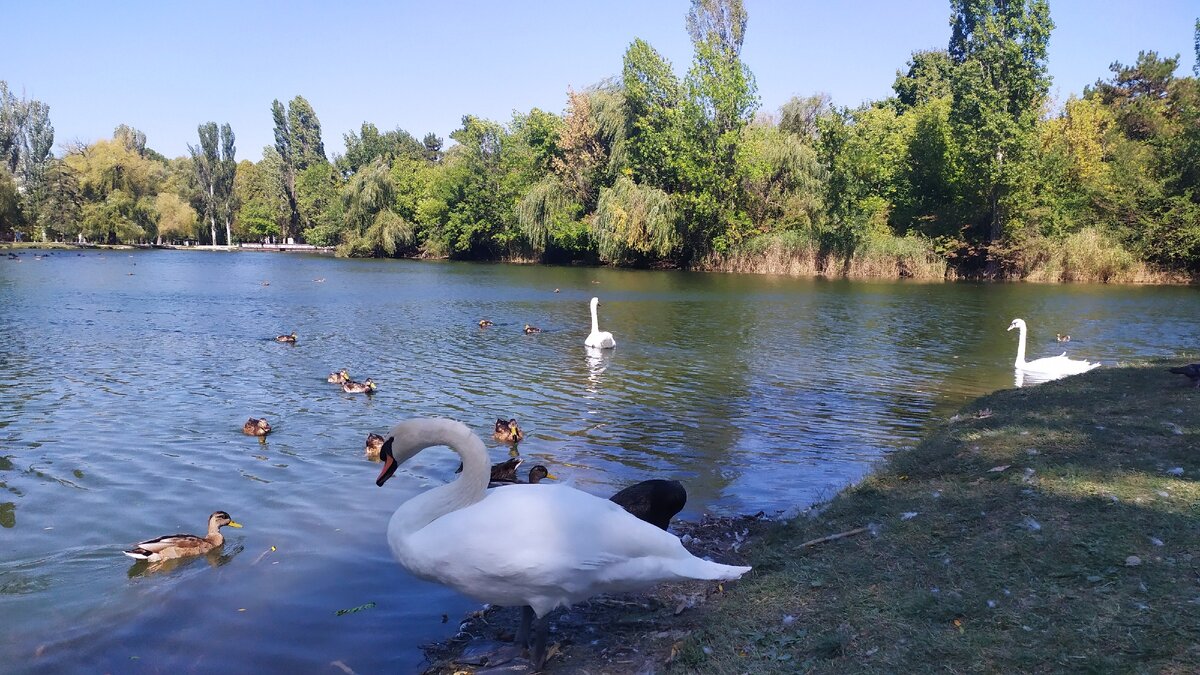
[[337, 122, 425, 177], [893, 50, 954, 110], [738, 123, 826, 234], [232, 158, 284, 242], [295, 162, 343, 246], [0, 167, 22, 238], [592, 175, 678, 263], [153, 192, 198, 243]]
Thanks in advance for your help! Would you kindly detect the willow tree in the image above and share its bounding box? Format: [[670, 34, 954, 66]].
[[948, 0, 1053, 272], [592, 176, 678, 263], [339, 158, 412, 257]]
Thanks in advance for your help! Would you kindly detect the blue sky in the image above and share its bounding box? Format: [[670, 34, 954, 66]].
[[4, 1, 1197, 161]]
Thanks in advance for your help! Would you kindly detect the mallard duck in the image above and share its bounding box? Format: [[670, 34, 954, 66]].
[[327, 369, 351, 384], [610, 479, 687, 531], [374, 418, 750, 670], [243, 418, 272, 436], [1056, 333, 1071, 342], [488, 464, 558, 488], [478, 319, 494, 328], [365, 432, 386, 459], [123, 511, 243, 562], [275, 331, 297, 343], [457, 457, 525, 483], [493, 418, 525, 444], [342, 378, 377, 394], [523, 324, 541, 334], [1169, 363, 1200, 387]]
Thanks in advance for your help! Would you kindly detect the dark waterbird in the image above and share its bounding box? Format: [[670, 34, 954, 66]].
[[1168, 363, 1200, 387], [610, 479, 687, 531]]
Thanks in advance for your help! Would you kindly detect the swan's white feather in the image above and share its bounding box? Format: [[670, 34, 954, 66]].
[[382, 419, 748, 618], [1007, 318, 1100, 377], [585, 297, 616, 349]]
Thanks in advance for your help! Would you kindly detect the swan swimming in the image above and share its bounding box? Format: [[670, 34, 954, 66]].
[[1007, 318, 1100, 377], [374, 418, 748, 667], [584, 297, 616, 349]]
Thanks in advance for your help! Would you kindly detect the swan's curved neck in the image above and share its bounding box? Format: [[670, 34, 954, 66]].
[[387, 420, 491, 535], [1014, 324, 1027, 367], [589, 301, 600, 334]]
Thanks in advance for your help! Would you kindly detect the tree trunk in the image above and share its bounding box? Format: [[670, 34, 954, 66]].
[[225, 216, 233, 250], [208, 183, 217, 245]]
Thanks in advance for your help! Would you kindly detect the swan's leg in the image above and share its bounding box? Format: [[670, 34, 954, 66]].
[[530, 613, 549, 670], [516, 605, 534, 647]]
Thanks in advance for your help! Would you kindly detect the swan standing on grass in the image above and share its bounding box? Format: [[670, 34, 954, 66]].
[[374, 418, 749, 669], [585, 297, 616, 349], [1007, 318, 1100, 377]]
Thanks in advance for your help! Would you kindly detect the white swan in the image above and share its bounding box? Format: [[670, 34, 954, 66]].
[[1007, 318, 1100, 377], [584, 296, 616, 349], [375, 418, 748, 667]]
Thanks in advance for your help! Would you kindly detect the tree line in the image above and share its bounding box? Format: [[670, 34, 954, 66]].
[[1, 1, 1198, 279]]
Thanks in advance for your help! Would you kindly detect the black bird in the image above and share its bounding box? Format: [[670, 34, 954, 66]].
[[1168, 363, 1200, 388], [609, 479, 687, 531]]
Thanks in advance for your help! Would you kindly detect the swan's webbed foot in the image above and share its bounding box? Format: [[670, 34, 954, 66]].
[[516, 604, 534, 647]]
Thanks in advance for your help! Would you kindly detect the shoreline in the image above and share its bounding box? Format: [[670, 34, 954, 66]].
[[424, 359, 1200, 673], [2, 241, 1195, 285]]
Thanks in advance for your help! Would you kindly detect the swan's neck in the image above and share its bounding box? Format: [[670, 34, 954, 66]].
[[1014, 325, 1027, 367], [589, 302, 600, 334], [389, 420, 491, 536]]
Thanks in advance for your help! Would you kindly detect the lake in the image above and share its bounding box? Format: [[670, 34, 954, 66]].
[[1, 250, 1197, 673]]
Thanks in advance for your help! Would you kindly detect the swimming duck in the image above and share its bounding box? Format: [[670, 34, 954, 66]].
[[243, 418, 272, 436], [275, 331, 297, 343], [123, 511, 243, 562], [342, 378, 377, 394], [488, 464, 558, 488], [374, 418, 750, 669], [456, 456, 526, 483], [327, 369, 351, 384], [1169, 363, 1200, 387], [365, 432, 386, 459], [1056, 333, 1071, 342], [478, 319, 494, 328], [493, 418, 525, 444], [523, 324, 541, 334], [610, 479, 687, 531]]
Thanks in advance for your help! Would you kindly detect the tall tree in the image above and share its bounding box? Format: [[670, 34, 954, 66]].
[[272, 96, 327, 241], [0, 82, 20, 175], [948, 0, 1053, 272], [17, 99, 54, 239], [188, 122, 235, 246]]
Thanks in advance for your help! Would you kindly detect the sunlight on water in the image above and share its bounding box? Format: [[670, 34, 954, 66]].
[[0, 250, 1197, 672]]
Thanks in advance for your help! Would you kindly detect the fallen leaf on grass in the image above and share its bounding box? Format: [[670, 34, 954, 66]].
[[988, 465, 1011, 473]]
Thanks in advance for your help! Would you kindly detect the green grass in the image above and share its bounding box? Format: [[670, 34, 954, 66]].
[[681, 359, 1200, 673]]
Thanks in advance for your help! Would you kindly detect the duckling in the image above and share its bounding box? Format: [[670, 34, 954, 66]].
[[327, 369, 350, 384], [365, 432, 385, 459], [242, 418, 272, 436], [275, 331, 297, 343], [478, 319, 494, 328], [609, 479, 687, 531], [523, 324, 541, 334], [1056, 333, 1071, 342], [493, 418, 525, 444], [342, 378, 377, 394], [1168, 363, 1200, 388], [123, 511, 243, 562]]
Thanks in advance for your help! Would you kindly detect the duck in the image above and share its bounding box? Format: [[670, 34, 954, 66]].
[[242, 418, 272, 436], [584, 297, 616, 349], [493, 418, 525, 444], [342, 378, 377, 394], [275, 331, 297, 343], [478, 319, 494, 328], [327, 369, 351, 384], [610, 480, 687, 531], [523, 324, 541, 334], [123, 511, 243, 562], [365, 432, 386, 459], [1169, 363, 1200, 388], [456, 456, 526, 483], [1056, 333, 1071, 342], [1006, 319, 1099, 377], [489, 463, 558, 488], [373, 418, 751, 669]]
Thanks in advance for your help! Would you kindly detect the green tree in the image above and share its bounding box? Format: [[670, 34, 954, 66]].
[[272, 96, 328, 241], [336, 122, 424, 177], [232, 157, 285, 242], [38, 160, 83, 241], [153, 192, 198, 244], [188, 122, 235, 246], [779, 93, 832, 141], [893, 50, 954, 110], [948, 0, 1053, 272], [16, 99, 54, 240], [0, 167, 21, 239]]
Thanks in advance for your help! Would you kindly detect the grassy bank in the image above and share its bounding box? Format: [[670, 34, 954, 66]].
[[696, 232, 951, 281], [681, 358, 1200, 673]]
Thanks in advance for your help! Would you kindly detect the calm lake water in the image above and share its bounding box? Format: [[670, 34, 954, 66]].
[[1, 250, 1197, 673]]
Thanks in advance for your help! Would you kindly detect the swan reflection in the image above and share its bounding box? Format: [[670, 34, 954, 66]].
[[585, 347, 609, 393]]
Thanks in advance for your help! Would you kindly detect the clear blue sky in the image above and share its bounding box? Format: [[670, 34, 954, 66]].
[[4, 1, 1197, 161]]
